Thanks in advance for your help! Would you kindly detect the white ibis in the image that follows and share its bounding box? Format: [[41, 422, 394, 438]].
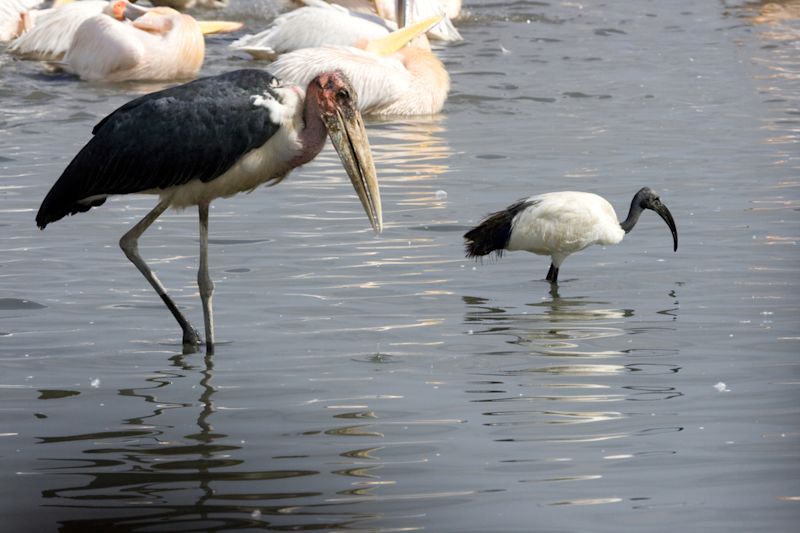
[[464, 188, 678, 283], [36, 69, 382, 353], [266, 14, 450, 116]]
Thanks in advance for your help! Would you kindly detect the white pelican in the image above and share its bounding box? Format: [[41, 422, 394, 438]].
[[10, 0, 241, 63], [329, 0, 462, 22], [267, 15, 450, 116], [231, 2, 393, 61], [236, 0, 460, 57], [0, 0, 67, 42], [9, 0, 126, 60], [36, 69, 382, 353], [464, 188, 678, 283]]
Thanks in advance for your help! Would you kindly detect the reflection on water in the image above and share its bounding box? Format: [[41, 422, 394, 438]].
[[461, 288, 684, 485], [27, 349, 473, 531], [32, 353, 368, 530], [464, 290, 641, 358]]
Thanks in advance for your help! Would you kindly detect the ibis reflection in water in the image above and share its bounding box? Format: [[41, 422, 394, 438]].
[[36, 69, 383, 354], [464, 188, 678, 283]]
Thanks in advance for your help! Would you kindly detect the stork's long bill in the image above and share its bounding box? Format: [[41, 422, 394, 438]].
[[321, 89, 383, 233]]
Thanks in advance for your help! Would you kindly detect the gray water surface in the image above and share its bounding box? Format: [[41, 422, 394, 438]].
[[1, 1, 799, 531]]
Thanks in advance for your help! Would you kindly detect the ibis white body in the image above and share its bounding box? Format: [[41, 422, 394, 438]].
[[507, 192, 626, 268], [465, 188, 678, 283]]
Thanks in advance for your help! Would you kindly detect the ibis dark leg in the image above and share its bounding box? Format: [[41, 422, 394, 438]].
[[546, 263, 559, 283], [119, 199, 201, 348], [197, 202, 215, 354]]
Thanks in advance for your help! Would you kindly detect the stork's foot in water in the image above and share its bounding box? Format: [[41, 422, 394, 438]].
[[180, 326, 202, 354]]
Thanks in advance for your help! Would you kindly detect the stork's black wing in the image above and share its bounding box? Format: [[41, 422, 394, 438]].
[[36, 69, 284, 229]]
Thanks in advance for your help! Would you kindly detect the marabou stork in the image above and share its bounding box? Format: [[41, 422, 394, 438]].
[[36, 69, 383, 353], [464, 188, 678, 283], [266, 14, 450, 116]]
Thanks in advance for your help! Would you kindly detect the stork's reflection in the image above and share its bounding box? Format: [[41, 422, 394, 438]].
[[36, 352, 347, 531]]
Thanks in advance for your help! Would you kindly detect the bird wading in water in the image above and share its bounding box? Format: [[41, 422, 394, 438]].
[[464, 188, 678, 283], [36, 69, 382, 354]]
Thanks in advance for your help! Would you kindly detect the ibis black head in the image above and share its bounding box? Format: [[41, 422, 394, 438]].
[[624, 187, 678, 252]]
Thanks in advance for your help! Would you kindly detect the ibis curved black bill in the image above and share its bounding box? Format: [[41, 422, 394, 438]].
[[324, 108, 383, 233], [653, 201, 678, 252]]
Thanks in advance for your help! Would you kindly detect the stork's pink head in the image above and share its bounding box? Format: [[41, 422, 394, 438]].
[[310, 71, 359, 121]]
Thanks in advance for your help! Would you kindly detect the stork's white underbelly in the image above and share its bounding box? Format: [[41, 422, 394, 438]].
[[158, 85, 306, 209], [162, 130, 303, 209]]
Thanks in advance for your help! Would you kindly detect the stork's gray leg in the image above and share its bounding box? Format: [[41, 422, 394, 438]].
[[546, 263, 559, 283], [119, 199, 201, 349], [198, 202, 215, 354]]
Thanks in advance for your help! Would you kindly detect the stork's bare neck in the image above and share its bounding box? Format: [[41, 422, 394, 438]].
[[288, 82, 328, 168]]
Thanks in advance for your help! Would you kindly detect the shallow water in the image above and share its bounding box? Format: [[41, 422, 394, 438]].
[[1, 0, 799, 531]]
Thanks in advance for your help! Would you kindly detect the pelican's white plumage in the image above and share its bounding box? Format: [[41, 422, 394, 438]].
[[231, 3, 392, 60], [9, 0, 120, 60], [0, 0, 47, 41], [64, 6, 204, 82], [234, 0, 460, 59], [269, 44, 449, 115], [331, 0, 463, 25], [369, 0, 462, 39]]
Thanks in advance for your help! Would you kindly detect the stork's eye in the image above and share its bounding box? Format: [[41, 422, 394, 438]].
[[337, 89, 350, 100]]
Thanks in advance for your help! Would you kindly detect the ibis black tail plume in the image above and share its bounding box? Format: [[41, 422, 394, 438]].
[[464, 199, 535, 259]]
